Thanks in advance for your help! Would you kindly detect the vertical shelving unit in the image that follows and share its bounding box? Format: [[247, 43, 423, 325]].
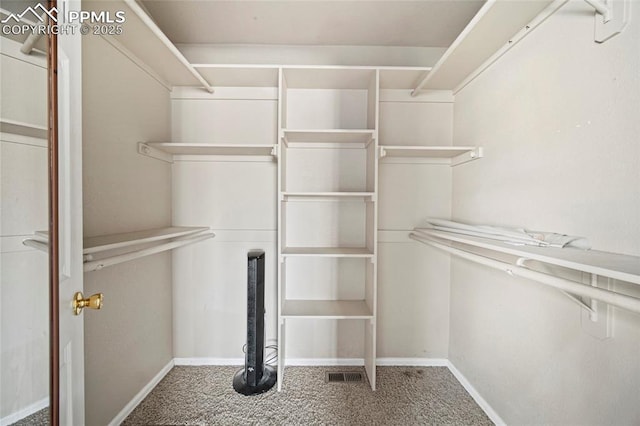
[[278, 67, 379, 390]]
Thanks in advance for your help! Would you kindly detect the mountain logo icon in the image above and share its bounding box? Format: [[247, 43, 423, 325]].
[[1, 3, 58, 24]]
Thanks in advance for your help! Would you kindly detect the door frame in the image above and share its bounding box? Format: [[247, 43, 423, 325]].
[[47, 0, 60, 422]]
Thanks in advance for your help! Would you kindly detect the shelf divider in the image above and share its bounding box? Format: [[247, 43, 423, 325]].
[[281, 300, 373, 319], [282, 247, 374, 258]]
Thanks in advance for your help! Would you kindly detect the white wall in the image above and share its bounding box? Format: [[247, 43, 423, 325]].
[[179, 44, 446, 67], [451, 1, 640, 423], [0, 41, 49, 422], [81, 34, 173, 425], [171, 89, 279, 361], [377, 91, 454, 360]]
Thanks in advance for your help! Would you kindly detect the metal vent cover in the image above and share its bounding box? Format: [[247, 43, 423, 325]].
[[325, 371, 364, 383]]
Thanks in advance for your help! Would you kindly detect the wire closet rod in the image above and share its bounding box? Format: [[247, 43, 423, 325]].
[[409, 233, 640, 315], [23, 238, 49, 252]]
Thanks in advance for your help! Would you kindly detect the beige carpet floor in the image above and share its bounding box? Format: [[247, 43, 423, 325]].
[[10, 407, 48, 425], [123, 366, 493, 425]]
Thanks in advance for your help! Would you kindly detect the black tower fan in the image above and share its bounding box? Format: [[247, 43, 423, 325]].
[[233, 250, 277, 395]]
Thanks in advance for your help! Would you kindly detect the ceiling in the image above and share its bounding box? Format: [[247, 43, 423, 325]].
[[141, 1, 485, 48]]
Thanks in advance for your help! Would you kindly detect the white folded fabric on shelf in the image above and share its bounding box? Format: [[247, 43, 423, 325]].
[[421, 218, 591, 250]]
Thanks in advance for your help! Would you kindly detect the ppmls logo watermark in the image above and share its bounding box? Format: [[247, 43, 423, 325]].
[[2, 3, 126, 36]]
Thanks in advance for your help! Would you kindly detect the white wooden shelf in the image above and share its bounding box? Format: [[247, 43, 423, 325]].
[[281, 300, 373, 319], [32, 226, 213, 272], [282, 129, 375, 148], [414, 229, 640, 286], [82, 226, 210, 255], [36, 226, 210, 255], [138, 142, 277, 162], [413, 0, 554, 91], [99, 0, 212, 91], [282, 192, 375, 201], [379, 145, 482, 166], [282, 247, 374, 258], [0, 118, 47, 139]]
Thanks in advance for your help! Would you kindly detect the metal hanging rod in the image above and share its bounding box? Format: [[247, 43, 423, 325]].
[[584, 0, 611, 21], [83, 231, 214, 272], [409, 232, 640, 315], [23, 238, 49, 252]]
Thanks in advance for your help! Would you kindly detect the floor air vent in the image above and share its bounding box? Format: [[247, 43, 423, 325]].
[[325, 372, 364, 383]]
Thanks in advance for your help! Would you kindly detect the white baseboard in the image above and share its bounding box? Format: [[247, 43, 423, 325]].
[[175, 357, 364, 367], [376, 357, 448, 367], [174, 357, 243, 366], [286, 358, 364, 366], [0, 397, 49, 426], [447, 361, 506, 426], [173, 357, 449, 367], [107, 359, 174, 426]]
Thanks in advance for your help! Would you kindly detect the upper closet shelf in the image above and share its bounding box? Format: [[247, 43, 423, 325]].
[[412, 0, 554, 93], [100, 0, 213, 92], [414, 228, 640, 286], [138, 142, 277, 162], [379, 146, 482, 166], [282, 130, 375, 148]]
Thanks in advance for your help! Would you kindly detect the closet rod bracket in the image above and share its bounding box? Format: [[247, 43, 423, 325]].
[[138, 142, 173, 163], [517, 257, 596, 317], [585, 0, 630, 43]]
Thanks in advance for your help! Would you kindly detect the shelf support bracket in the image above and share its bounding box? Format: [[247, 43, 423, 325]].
[[580, 275, 614, 339], [138, 142, 173, 163], [379, 147, 387, 159], [451, 147, 483, 166], [515, 257, 596, 315]]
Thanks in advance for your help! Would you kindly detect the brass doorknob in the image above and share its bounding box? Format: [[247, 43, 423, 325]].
[[72, 292, 103, 315]]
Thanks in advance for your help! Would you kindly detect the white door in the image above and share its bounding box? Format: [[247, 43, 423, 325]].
[[57, 0, 85, 423]]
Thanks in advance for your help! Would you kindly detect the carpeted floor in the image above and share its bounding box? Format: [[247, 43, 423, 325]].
[[10, 407, 49, 425], [123, 366, 493, 425]]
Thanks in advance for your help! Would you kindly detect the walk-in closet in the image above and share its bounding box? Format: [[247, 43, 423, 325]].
[[1, 0, 639, 424]]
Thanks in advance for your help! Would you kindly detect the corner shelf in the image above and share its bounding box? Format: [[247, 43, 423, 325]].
[[282, 129, 375, 148], [281, 300, 373, 319], [379, 145, 482, 166], [138, 142, 277, 162], [413, 228, 640, 286]]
